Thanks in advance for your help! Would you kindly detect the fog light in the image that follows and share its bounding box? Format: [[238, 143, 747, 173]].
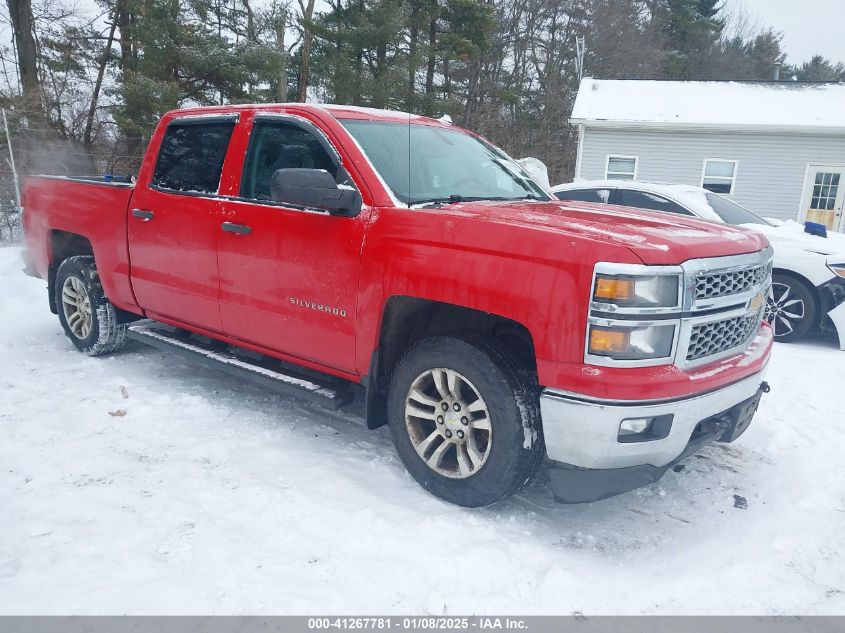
[[619, 417, 653, 436]]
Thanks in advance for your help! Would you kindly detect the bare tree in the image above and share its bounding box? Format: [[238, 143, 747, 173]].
[[271, 1, 289, 102], [84, 6, 118, 147]]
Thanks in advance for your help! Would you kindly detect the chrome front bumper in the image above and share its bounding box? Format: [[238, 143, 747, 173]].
[[540, 367, 768, 471]]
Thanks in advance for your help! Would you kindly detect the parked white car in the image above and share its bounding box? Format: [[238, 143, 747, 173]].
[[552, 180, 845, 348]]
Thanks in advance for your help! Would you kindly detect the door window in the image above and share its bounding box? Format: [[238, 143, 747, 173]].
[[241, 121, 340, 202], [619, 189, 692, 215], [152, 119, 236, 194], [811, 172, 840, 211], [555, 188, 612, 204]]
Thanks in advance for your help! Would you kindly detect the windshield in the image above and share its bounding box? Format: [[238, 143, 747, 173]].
[[341, 120, 549, 205], [705, 192, 771, 226]]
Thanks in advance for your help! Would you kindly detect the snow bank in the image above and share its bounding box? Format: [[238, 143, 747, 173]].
[[1, 246, 844, 614]]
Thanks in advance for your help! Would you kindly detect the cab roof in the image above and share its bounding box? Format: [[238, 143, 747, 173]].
[[167, 102, 454, 128]]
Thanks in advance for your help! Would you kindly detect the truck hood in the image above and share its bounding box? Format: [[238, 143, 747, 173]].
[[444, 200, 768, 265], [746, 220, 845, 258]]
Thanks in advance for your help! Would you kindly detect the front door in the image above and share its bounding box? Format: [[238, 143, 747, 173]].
[[801, 165, 845, 231], [128, 115, 236, 332], [216, 115, 367, 374]]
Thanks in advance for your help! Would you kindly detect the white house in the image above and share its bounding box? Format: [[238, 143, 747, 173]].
[[570, 78, 845, 230]]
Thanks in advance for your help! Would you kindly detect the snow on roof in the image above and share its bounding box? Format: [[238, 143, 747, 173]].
[[571, 78, 845, 131]]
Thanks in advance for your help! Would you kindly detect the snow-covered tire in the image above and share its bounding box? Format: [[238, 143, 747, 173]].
[[54, 256, 127, 356], [386, 335, 543, 507]]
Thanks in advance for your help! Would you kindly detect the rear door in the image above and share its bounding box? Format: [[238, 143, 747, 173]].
[[128, 115, 236, 332], [216, 113, 367, 374]]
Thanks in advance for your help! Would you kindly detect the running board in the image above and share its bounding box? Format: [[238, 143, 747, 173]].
[[127, 321, 354, 409]]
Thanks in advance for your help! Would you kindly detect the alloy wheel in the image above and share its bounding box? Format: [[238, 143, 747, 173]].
[[765, 282, 805, 338], [61, 276, 93, 339], [404, 368, 492, 479]]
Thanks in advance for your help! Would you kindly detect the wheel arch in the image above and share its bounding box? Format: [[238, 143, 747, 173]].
[[364, 296, 538, 430], [47, 230, 94, 314]]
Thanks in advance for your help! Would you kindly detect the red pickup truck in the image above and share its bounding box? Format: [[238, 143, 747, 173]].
[[21, 104, 774, 506]]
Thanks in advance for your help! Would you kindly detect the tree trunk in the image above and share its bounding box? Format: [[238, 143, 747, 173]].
[[242, 0, 255, 40], [274, 9, 288, 102], [115, 0, 142, 161], [6, 0, 43, 119], [372, 42, 388, 108], [242, 0, 256, 96], [424, 15, 437, 115], [116, 0, 134, 72], [408, 3, 420, 112], [84, 10, 119, 147], [297, 0, 316, 102]]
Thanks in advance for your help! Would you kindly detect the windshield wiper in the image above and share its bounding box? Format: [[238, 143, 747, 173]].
[[410, 194, 544, 207], [509, 193, 544, 200], [410, 194, 467, 206]]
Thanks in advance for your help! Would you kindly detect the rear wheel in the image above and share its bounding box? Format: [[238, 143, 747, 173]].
[[386, 336, 543, 507], [764, 273, 817, 343], [55, 256, 127, 355]]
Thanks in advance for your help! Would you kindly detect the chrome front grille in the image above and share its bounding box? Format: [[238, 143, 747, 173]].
[[686, 311, 762, 362], [583, 247, 772, 369], [680, 248, 773, 366], [694, 263, 771, 301]]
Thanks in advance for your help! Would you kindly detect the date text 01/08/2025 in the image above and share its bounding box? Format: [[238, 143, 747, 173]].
[[307, 617, 528, 630]]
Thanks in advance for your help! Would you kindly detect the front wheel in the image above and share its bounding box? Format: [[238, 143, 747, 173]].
[[386, 336, 543, 507], [55, 256, 127, 355], [764, 273, 817, 343]]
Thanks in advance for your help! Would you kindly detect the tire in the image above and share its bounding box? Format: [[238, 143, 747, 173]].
[[55, 256, 127, 355], [764, 273, 817, 343], [386, 336, 543, 507]]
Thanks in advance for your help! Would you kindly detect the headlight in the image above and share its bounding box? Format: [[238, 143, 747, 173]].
[[829, 264, 845, 279], [588, 324, 676, 361], [593, 273, 680, 308]]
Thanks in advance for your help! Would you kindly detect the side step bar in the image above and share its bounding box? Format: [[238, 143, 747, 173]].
[[127, 321, 354, 410]]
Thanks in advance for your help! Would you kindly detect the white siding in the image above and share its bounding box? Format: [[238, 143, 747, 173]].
[[577, 127, 845, 221]]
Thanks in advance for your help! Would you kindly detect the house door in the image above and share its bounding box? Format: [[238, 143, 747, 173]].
[[801, 165, 845, 231]]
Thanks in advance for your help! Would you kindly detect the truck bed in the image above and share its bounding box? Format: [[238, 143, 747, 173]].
[[23, 175, 140, 314]]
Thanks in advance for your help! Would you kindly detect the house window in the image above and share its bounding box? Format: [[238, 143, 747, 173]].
[[701, 160, 738, 194], [811, 172, 840, 211], [605, 156, 637, 181]]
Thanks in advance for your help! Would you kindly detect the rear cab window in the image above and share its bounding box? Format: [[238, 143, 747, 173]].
[[152, 117, 237, 194]]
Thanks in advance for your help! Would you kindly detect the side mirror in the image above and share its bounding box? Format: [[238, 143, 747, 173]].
[[270, 168, 361, 216]]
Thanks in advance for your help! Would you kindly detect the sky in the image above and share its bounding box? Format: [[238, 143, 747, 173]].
[[729, 0, 845, 65]]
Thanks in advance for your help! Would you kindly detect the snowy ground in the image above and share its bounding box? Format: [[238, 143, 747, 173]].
[[1, 245, 844, 615]]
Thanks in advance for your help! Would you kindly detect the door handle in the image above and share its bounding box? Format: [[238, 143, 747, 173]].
[[131, 209, 154, 221], [221, 221, 252, 235]]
